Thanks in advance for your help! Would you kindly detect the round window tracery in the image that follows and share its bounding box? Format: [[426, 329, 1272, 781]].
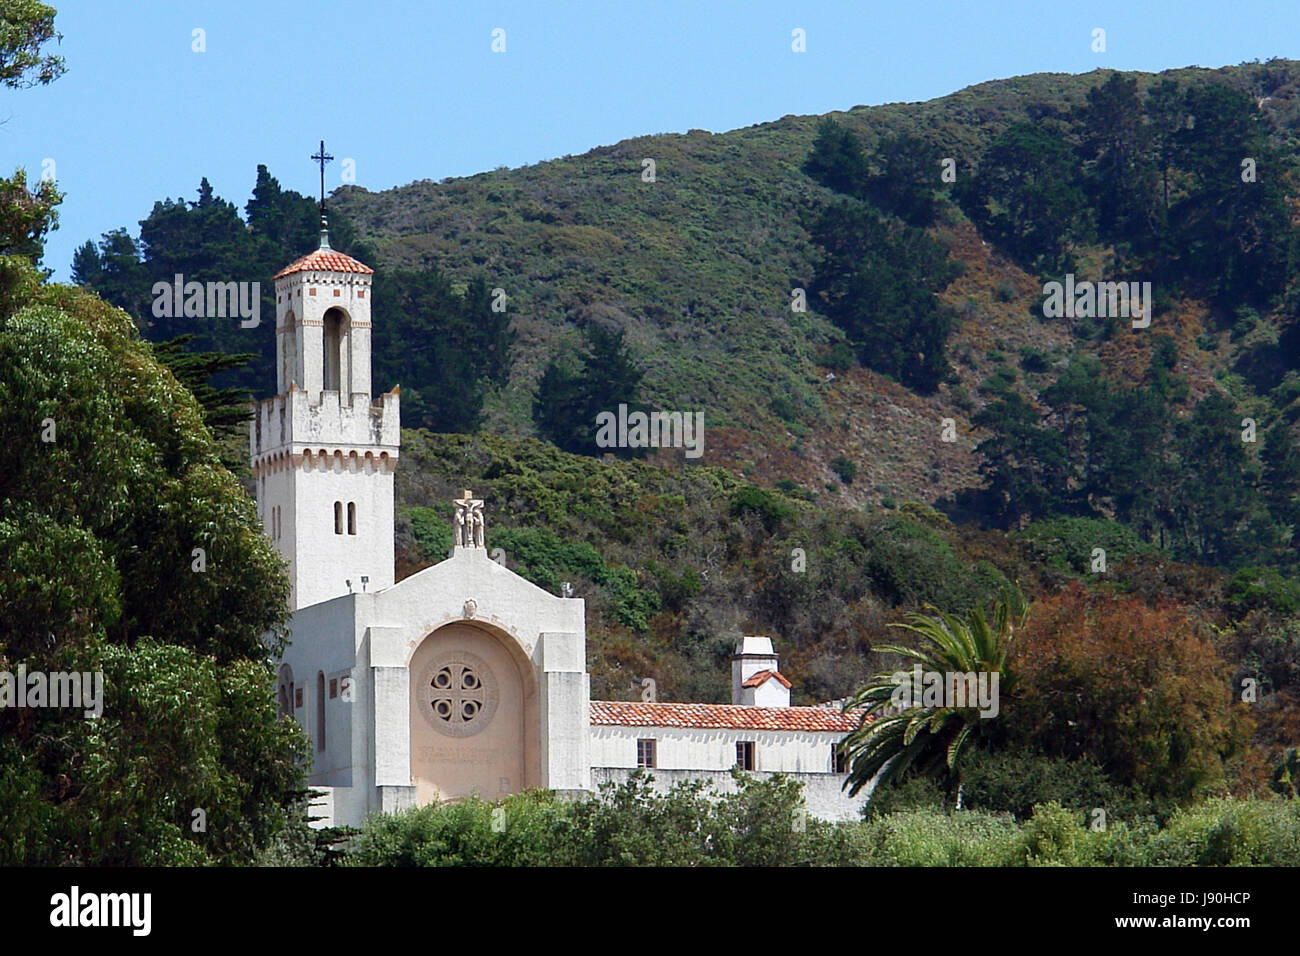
[[418, 651, 498, 737]]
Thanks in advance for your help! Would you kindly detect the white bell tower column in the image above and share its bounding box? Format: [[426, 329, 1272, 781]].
[[251, 218, 400, 610]]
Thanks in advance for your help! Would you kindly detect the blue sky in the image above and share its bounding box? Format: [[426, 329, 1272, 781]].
[[5, 0, 1299, 281]]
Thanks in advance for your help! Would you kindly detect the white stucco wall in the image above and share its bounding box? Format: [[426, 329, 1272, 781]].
[[288, 455, 395, 609], [589, 767, 872, 822], [281, 591, 361, 793], [591, 723, 845, 774], [737, 678, 790, 708]]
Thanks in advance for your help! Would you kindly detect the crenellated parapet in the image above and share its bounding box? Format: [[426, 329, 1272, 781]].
[[251, 383, 400, 476]]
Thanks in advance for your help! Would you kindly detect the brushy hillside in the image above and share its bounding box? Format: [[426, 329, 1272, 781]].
[[389, 431, 1224, 701], [330, 59, 1300, 508]]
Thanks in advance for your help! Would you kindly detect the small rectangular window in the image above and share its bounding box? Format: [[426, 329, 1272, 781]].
[[636, 739, 656, 769], [833, 746, 848, 773], [316, 673, 326, 751], [334, 501, 343, 534], [329, 678, 338, 699], [735, 741, 755, 771], [347, 502, 356, 535], [294, 687, 303, 709]]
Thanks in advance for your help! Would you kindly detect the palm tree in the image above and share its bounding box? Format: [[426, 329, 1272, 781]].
[[839, 589, 1025, 798]]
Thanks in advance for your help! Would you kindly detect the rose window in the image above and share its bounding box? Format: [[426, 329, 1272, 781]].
[[418, 651, 498, 737], [430, 663, 485, 725]]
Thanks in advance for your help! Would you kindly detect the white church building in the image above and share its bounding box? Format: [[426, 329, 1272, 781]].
[[252, 227, 871, 827]]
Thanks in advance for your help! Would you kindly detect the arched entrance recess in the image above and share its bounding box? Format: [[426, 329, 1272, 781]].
[[408, 622, 540, 803]]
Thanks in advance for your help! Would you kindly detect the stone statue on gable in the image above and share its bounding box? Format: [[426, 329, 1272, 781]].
[[453, 490, 485, 549]]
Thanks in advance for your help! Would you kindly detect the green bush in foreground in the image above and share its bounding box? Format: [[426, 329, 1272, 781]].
[[342, 773, 1300, 867]]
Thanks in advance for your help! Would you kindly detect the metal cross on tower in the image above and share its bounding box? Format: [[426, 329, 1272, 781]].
[[311, 140, 334, 215]]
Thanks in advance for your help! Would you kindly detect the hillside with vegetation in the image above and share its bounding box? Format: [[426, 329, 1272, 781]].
[[77, 59, 1300, 516], [62, 56, 1300, 827], [326, 58, 1300, 511]]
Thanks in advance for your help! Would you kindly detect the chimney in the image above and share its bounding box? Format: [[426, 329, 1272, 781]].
[[731, 636, 790, 707]]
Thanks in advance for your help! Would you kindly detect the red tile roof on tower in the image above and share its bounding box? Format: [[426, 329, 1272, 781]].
[[273, 247, 374, 279], [589, 700, 869, 733], [742, 669, 792, 689]]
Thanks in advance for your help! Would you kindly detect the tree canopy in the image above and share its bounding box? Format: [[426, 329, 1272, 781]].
[[0, 254, 306, 864]]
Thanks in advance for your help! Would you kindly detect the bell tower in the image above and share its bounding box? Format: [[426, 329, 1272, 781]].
[[251, 215, 400, 610]]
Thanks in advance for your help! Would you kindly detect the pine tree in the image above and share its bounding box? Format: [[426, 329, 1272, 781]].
[[533, 324, 645, 456], [1074, 72, 1159, 248], [958, 122, 1093, 272], [802, 117, 869, 196], [860, 133, 942, 227], [809, 200, 960, 393]]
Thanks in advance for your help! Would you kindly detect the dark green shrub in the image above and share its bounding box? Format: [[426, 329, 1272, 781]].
[[986, 365, 1018, 391], [1018, 347, 1050, 374], [491, 526, 604, 591], [1015, 516, 1157, 574], [821, 342, 855, 373], [770, 394, 798, 423], [830, 455, 857, 485], [1225, 566, 1300, 618], [596, 565, 662, 632], [858, 809, 1022, 866], [729, 484, 796, 531], [647, 562, 702, 613], [409, 504, 453, 560], [861, 774, 948, 819], [864, 515, 968, 609], [1146, 798, 1300, 866], [1019, 802, 1088, 865], [1231, 306, 1260, 341], [1272, 748, 1300, 799], [345, 791, 570, 866], [960, 750, 1152, 822]]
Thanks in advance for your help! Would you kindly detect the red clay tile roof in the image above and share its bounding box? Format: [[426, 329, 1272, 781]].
[[742, 669, 792, 689], [274, 247, 374, 279], [589, 700, 867, 733]]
